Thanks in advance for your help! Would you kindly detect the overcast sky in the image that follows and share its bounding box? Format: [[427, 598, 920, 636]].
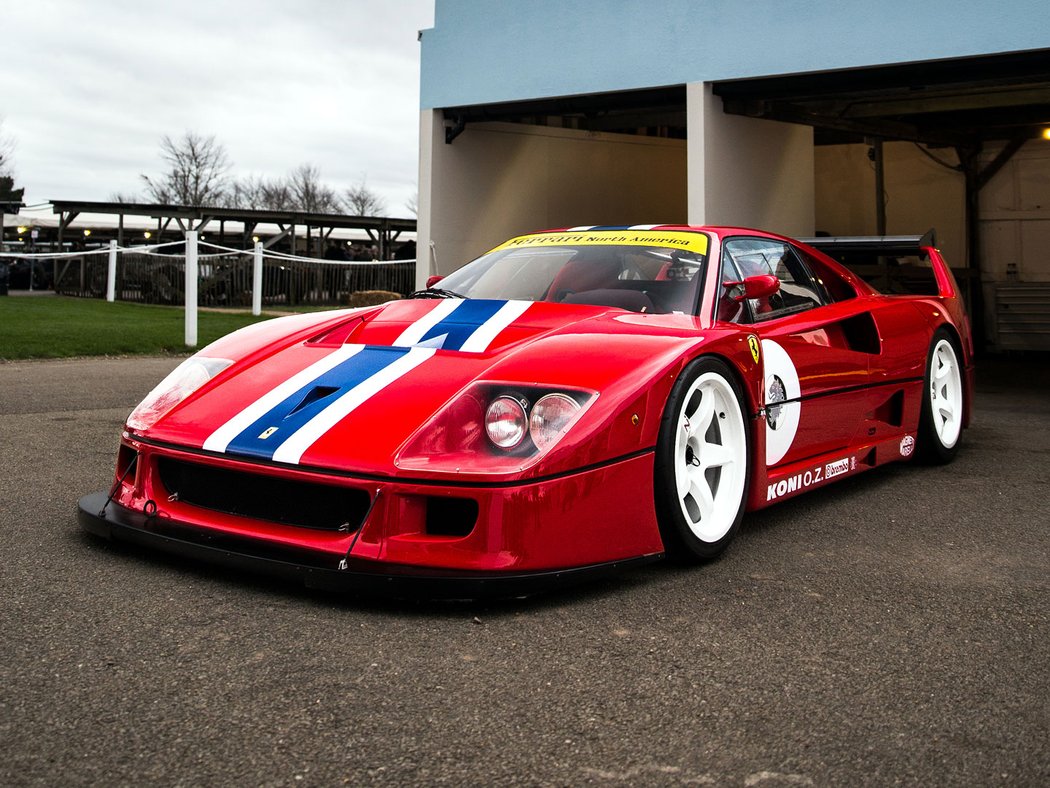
[[3, 0, 435, 218]]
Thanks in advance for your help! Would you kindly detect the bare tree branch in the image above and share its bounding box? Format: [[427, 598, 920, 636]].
[[140, 131, 231, 205], [0, 117, 16, 179], [287, 164, 340, 213], [343, 177, 386, 217]]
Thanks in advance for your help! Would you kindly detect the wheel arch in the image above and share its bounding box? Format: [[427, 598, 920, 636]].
[[928, 319, 973, 429]]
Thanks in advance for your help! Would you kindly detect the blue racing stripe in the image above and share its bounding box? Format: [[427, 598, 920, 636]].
[[224, 346, 411, 460], [418, 299, 507, 350]]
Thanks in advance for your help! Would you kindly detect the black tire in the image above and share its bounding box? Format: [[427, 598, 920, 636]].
[[654, 356, 751, 562], [917, 328, 965, 464]]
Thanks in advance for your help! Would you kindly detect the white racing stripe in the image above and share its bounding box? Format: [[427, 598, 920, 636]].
[[202, 344, 365, 453], [271, 346, 435, 465], [392, 298, 462, 348], [458, 300, 532, 352]]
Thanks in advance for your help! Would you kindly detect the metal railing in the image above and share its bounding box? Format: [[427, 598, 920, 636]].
[[2, 233, 416, 347]]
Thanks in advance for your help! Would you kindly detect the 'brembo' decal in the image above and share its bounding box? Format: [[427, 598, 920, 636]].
[[767, 455, 857, 501]]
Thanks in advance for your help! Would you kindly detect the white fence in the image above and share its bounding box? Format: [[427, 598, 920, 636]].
[[1, 231, 416, 347]]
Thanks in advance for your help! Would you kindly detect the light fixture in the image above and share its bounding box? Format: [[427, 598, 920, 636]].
[[17, 226, 27, 235], [143, 231, 152, 239], [1043, 127, 1050, 141], [252, 235, 260, 243], [83, 229, 92, 237]]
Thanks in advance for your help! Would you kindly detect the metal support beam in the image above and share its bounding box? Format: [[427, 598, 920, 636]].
[[871, 138, 887, 236], [262, 224, 291, 250], [445, 115, 466, 144]]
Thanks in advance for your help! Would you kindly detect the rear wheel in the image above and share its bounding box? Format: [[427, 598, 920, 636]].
[[654, 357, 750, 561], [918, 329, 964, 463]]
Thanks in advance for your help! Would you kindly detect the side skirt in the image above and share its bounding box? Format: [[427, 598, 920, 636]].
[[748, 431, 920, 510]]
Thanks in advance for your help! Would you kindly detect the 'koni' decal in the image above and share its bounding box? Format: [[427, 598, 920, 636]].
[[203, 344, 434, 464], [393, 299, 531, 352], [767, 456, 857, 501]]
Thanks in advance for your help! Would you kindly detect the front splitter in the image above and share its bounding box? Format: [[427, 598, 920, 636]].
[[77, 491, 661, 599]]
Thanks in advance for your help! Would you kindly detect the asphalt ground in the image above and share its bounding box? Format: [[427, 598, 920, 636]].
[[0, 355, 1047, 787]]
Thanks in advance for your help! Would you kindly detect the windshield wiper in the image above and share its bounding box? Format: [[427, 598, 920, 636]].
[[407, 287, 464, 299]]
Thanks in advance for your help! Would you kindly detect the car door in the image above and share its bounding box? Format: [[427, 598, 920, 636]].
[[717, 237, 875, 468]]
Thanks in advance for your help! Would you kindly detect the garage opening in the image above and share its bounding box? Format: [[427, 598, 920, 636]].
[[714, 49, 1050, 350]]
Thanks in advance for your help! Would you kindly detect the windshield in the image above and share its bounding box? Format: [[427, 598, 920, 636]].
[[433, 236, 709, 315]]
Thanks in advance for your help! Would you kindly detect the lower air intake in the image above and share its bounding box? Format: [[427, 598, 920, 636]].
[[157, 458, 370, 532]]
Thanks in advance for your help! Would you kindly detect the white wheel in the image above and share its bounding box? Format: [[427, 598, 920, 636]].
[[918, 330, 965, 463], [929, 339, 963, 449], [655, 358, 750, 560]]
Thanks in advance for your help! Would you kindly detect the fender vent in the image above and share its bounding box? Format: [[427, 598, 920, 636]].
[[839, 313, 882, 354], [157, 458, 369, 532], [870, 390, 905, 427]]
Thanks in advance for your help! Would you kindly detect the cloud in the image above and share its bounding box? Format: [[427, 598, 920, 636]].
[[3, 0, 433, 215]]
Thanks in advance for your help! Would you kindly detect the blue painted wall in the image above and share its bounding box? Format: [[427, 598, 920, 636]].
[[420, 0, 1050, 109]]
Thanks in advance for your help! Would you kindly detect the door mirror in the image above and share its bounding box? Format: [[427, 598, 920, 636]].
[[425, 274, 444, 288], [723, 274, 780, 302]]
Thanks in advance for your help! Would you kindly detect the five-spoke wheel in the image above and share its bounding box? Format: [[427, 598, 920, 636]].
[[919, 330, 964, 463], [655, 357, 750, 560]]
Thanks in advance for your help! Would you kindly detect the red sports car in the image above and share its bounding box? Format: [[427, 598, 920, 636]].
[[79, 226, 973, 596]]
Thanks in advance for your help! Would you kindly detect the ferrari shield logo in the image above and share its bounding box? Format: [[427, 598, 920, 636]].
[[258, 426, 279, 440], [748, 335, 761, 364]]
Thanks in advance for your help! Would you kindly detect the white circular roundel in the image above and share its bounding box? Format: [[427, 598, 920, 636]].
[[761, 339, 800, 465]]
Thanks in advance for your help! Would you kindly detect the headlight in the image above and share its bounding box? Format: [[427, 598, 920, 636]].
[[396, 383, 595, 475], [485, 395, 528, 449], [126, 356, 233, 431], [529, 393, 582, 451]]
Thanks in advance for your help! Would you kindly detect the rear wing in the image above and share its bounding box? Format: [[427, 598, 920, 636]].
[[796, 230, 937, 258], [795, 229, 958, 299]]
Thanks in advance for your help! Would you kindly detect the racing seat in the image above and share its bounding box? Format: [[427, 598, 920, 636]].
[[546, 253, 621, 303]]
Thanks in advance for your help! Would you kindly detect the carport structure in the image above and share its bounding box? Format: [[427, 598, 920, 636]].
[[47, 200, 415, 260], [416, 0, 1050, 349]]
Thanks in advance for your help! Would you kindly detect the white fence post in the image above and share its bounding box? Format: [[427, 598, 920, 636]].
[[252, 241, 263, 316], [185, 230, 198, 347], [106, 240, 118, 302]]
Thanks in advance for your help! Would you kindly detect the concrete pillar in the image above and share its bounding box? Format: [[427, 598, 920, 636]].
[[415, 109, 441, 289], [687, 82, 815, 237]]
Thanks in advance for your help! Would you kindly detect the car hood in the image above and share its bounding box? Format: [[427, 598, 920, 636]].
[[141, 298, 710, 479]]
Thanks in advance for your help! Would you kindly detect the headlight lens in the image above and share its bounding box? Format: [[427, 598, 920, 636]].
[[529, 393, 582, 451], [126, 356, 233, 431], [484, 395, 528, 449]]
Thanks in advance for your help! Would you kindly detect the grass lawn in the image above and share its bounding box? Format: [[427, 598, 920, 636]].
[[0, 296, 284, 360]]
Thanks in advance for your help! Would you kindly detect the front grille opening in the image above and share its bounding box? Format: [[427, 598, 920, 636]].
[[157, 458, 370, 532], [116, 444, 137, 481], [425, 496, 478, 537]]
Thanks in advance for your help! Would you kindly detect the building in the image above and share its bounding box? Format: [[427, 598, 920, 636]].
[[416, 0, 1050, 350]]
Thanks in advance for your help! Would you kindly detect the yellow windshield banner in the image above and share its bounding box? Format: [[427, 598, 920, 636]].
[[494, 230, 709, 255]]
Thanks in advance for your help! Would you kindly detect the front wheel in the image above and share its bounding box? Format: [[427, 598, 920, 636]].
[[917, 329, 965, 464], [654, 357, 751, 561]]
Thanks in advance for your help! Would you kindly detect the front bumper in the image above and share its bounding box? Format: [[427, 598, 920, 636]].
[[78, 439, 665, 598], [78, 492, 658, 598]]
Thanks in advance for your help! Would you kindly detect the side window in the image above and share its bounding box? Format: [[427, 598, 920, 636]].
[[722, 238, 824, 321]]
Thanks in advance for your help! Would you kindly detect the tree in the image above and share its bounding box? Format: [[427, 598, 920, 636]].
[[287, 164, 340, 213], [225, 175, 291, 211], [141, 131, 231, 205], [343, 177, 386, 217], [405, 190, 418, 217], [0, 118, 15, 179]]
